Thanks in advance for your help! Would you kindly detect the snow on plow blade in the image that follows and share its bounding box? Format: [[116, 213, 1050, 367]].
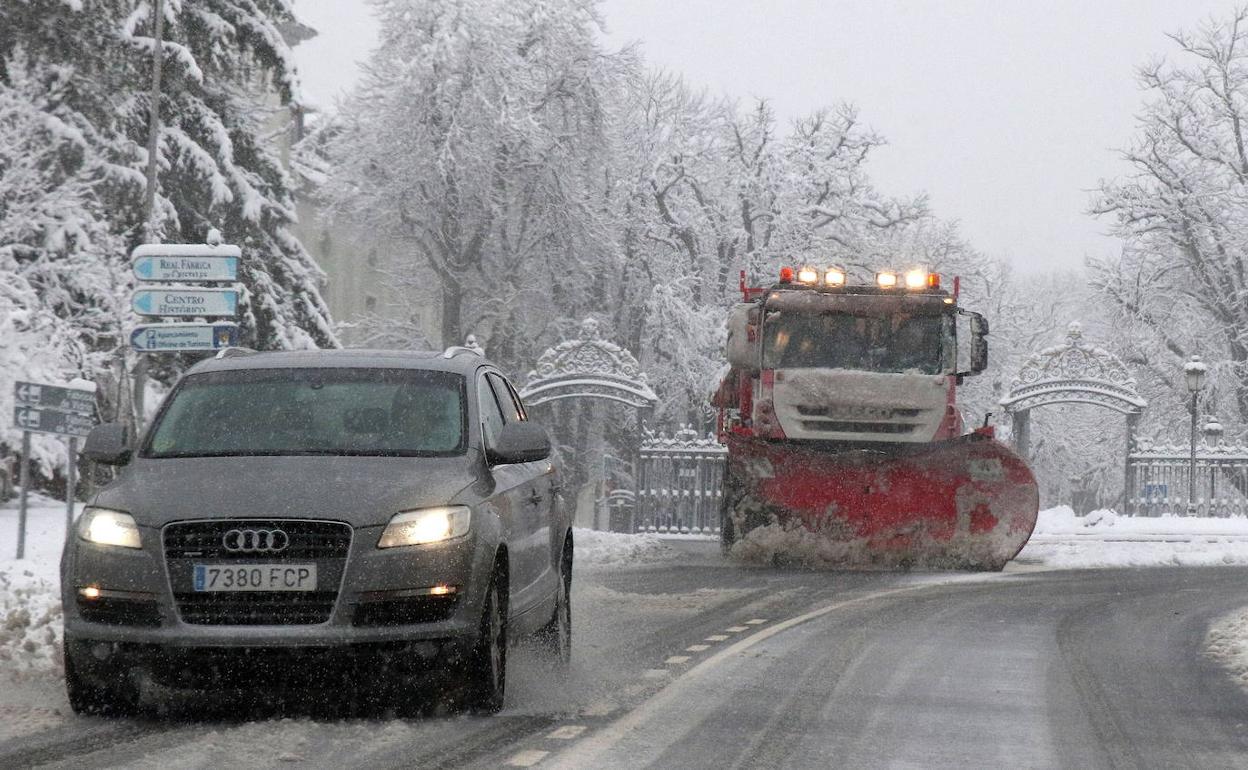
[[724, 434, 1040, 570]]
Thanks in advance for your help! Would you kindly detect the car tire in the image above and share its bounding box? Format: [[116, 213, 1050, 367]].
[[537, 545, 572, 665], [466, 572, 506, 714], [64, 641, 138, 716]]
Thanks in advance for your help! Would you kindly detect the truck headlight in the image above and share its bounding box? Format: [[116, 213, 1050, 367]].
[[78, 508, 142, 549], [378, 506, 471, 548]]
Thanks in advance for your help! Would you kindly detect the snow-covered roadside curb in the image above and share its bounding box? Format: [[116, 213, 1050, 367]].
[[1206, 608, 1248, 691], [573, 528, 681, 570], [1017, 506, 1248, 569]]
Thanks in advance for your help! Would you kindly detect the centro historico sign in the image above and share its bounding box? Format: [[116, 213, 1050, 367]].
[[131, 287, 239, 317]]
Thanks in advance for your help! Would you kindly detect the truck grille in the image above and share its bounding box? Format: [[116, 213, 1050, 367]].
[[163, 520, 351, 625]]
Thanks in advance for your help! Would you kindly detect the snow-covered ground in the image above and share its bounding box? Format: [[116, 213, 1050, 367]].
[[1016, 505, 1248, 568], [1206, 608, 1248, 692], [0, 494, 68, 676]]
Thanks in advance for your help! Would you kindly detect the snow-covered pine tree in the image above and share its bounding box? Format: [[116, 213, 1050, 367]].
[[1, 0, 335, 353], [0, 57, 127, 472], [127, 0, 336, 350], [0, 0, 335, 478]]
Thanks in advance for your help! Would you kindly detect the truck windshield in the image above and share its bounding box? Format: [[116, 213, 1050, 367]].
[[144, 368, 467, 458], [763, 312, 947, 374]]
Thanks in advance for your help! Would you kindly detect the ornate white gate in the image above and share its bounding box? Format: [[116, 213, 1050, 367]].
[[518, 318, 658, 409], [519, 319, 658, 531], [1000, 322, 1147, 512]]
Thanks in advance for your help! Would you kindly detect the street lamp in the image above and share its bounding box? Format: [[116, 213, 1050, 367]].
[[1204, 419, 1225, 516], [1183, 355, 1208, 516]]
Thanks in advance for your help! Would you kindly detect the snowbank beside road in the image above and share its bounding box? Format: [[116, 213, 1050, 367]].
[[0, 495, 68, 675], [573, 528, 680, 569], [1018, 506, 1248, 569]]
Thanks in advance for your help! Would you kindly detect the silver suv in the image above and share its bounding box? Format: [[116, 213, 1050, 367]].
[[62, 348, 571, 715]]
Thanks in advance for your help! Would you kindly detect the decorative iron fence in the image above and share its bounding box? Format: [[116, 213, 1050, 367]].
[[1127, 439, 1248, 517], [635, 427, 726, 535]]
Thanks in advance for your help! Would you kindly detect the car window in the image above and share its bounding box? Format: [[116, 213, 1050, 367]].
[[144, 368, 467, 458], [487, 373, 526, 423], [478, 373, 507, 448]]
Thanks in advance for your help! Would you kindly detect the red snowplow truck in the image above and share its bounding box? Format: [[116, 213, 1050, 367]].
[[713, 266, 1039, 570]]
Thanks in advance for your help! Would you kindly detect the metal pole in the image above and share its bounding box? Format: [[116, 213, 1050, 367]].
[[1188, 391, 1199, 516], [16, 430, 29, 559], [132, 0, 164, 437], [65, 437, 77, 536], [142, 0, 165, 242]]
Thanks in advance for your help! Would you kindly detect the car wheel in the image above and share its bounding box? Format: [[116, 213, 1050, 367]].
[[537, 546, 572, 665], [64, 641, 138, 716], [466, 572, 506, 714]]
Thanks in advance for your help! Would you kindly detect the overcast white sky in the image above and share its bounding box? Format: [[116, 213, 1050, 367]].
[[293, 0, 1234, 273]]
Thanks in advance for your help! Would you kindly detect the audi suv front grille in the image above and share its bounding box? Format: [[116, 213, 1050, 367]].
[[163, 519, 352, 626], [163, 520, 351, 560]]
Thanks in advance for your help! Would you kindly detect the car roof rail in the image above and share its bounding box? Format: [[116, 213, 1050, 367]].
[[442, 345, 485, 359], [214, 347, 259, 360]]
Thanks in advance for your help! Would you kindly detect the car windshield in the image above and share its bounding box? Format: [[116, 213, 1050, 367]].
[[144, 367, 466, 458], [763, 311, 948, 374]]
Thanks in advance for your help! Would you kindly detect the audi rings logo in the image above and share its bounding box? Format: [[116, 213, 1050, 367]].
[[222, 528, 290, 553]]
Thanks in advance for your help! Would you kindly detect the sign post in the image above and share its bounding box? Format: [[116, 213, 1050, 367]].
[[66, 437, 77, 536], [16, 431, 29, 560], [12, 380, 97, 556]]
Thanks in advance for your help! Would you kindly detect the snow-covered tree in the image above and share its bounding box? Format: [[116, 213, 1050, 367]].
[[0, 0, 335, 481], [326, 0, 624, 356], [1092, 7, 1248, 437]]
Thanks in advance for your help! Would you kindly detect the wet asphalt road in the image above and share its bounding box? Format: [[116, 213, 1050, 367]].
[[4, 544, 1248, 769]]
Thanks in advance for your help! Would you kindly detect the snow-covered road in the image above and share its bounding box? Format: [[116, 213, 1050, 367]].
[[6, 502, 1248, 768]]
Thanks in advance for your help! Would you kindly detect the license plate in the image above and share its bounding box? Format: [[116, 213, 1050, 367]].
[[193, 564, 317, 592]]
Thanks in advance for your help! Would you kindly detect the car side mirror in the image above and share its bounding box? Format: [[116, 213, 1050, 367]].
[[82, 423, 132, 466], [487, 422, 551, 465]]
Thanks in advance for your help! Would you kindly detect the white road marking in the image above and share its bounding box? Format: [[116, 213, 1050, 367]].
[[506, 749, 549, 767], [685, 644, 710, 652], [745, 618, 768, 625], [643, 668, 670, 679], [725, 625, 749, 633], [665, 655, 691, 664], [705, 634, 729, 642], [549, 725, 587, 740]]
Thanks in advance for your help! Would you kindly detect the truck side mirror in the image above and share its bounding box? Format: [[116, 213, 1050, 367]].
[[725, 303, 759, 370], [83, 423, 132, 466], [956, 311, 990, 376], [969, 312, 989, 373]]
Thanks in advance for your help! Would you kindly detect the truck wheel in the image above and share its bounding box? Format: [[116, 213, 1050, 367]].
[[536, 542, 572, 666], [64, 641, 138, 716], [466, 572, 507, 714]]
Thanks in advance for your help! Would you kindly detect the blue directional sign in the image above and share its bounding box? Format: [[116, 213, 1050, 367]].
[[130, 323, 240, 352], [132, 287, 239, 317], [133, 254, 238, 282]]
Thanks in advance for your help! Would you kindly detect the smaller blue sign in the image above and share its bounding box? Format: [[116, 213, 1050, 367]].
[[130, 323, 240, 353]]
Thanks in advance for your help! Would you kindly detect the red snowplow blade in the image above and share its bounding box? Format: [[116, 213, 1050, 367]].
[[723, 434, 1039, 570]]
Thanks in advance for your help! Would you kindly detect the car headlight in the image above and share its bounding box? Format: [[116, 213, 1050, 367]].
[[378, 506, 471, 548], [77, 508, 142, 549]]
